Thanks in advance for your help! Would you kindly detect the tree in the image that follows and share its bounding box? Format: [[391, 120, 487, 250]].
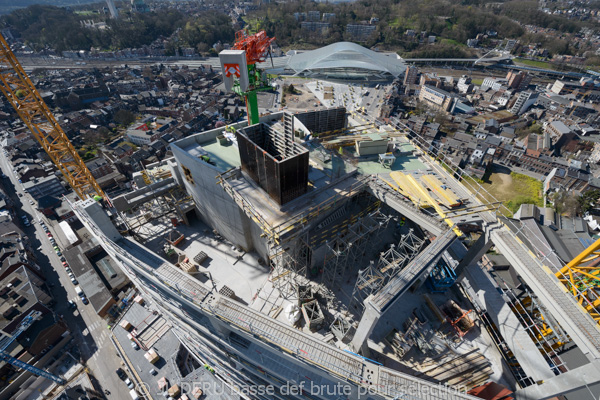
[[114, 110, 136, 127], [578, 190, 600, 215]]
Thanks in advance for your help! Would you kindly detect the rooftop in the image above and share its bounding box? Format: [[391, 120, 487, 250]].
[[113, 302, 238, 400], [287, 42, 407, 77]]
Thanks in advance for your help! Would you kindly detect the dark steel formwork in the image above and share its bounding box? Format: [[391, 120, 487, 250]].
[[294, 107, 346, 135], [236, 123, 309, 205]]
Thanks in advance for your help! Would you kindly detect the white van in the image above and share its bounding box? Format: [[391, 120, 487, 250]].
[[129, 389, 140, 400], [75, 286, 83, 296]]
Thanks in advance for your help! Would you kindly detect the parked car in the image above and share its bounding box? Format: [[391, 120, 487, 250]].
[[131, 342, 139, 350], [116, 368, 126, 380], [68, 300, 76, 309], [124, 378, 135, 389]]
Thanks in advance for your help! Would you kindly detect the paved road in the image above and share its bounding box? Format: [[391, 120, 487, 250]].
[[0, 149, 130, 400]]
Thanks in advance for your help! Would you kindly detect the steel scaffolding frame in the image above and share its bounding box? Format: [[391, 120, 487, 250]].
[[269, 234, 311, 300], [351, 261, 385, 312], [322, 210, 390, 291], [380, 228, 426, 284]]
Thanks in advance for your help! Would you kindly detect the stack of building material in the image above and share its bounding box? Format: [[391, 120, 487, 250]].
[[416, 349, 492, 391], [178, 257, 197, 274], [193, 251, 209, 265], [168, 384, 181, 397], [157, 377, 168, 391], [144, 348, 159, 364], [120, 320, 132, 331], [134, 295, 145, 305], [191, 387, 203, 399]]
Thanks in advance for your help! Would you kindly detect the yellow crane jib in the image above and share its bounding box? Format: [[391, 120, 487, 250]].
[[0, 34, 104, 200]]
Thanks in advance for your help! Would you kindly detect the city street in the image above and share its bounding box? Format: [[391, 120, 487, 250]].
[[0, 150, 129, 400]]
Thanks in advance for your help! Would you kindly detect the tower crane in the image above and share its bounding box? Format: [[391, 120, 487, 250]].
[[0, 311, 66, 384], [0, 34, 104, 201], [219, 30, 275, 125]]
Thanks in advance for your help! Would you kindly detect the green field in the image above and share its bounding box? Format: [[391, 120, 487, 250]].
[[472, 170, 543, 216], [514, 58, 557, 70], [471, 78, 484, 86]]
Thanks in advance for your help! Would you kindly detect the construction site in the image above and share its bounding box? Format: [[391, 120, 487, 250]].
[[2, 24, 600, 399], [58, 102, 594, 399]]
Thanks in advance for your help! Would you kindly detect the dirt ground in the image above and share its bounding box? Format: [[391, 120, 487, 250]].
[[476, 166, 543, 214], [282, 80, 322, 111]]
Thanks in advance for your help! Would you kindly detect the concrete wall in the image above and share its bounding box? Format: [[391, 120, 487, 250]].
[[170, 144, 255, 252], [356, 139, 388, 156], [170, 114, 285, 257]]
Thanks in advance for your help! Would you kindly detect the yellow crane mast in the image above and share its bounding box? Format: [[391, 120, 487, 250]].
[[0, 34, 104, 200]]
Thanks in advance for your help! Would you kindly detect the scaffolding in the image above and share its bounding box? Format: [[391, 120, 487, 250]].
[[380, 229, 426, 284], [351, 261, 385, 312], [350, 228, 426, 314], [322, 210, 387, 291], [268, 234, 311, 300]]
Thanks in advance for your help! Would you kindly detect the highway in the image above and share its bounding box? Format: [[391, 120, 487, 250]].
[[0, 149, 130, 400]]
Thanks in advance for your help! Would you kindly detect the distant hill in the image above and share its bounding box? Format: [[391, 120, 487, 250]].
[[0, 0, 101, 15]]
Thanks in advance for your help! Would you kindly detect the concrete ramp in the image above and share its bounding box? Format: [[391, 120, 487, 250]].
[[371, 229, 456, 313], [367, 178, 444, 236], [461, 263, 556, 382]]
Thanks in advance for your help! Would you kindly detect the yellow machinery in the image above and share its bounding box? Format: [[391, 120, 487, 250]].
[[0, 35, 103, 200], [420, 174, 462, 208], [555, 236, 600, 323]]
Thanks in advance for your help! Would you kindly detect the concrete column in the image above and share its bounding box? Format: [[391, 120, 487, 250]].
[[351, 299, 381, 356], [454, 232, 493, 277]]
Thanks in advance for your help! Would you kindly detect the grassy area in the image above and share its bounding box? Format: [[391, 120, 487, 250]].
[[474, 170, 543, 216], [440, 38, 465, 47], [471, 78, 484, 86], [514, 57, 557, 70]]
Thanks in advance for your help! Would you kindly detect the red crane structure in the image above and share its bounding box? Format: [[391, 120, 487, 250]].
[[220, 29, 275, 124]]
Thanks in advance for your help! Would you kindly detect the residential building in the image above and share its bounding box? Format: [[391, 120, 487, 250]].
[[322, 13, 336, 22], [550, 80, 580, 95], [506, 71, 532, 91], [481, 77, 508, 91], [546, 120, 572, 138], [301, 22, 331, 33], [420, 73, 442, 88], [404, 66, 418, 85], [509, 91, 539, 115], [22, 175, 65, 200], [307, 10, 320, 21], [345, 24, 376, 41], [418, 85, 454, 112]]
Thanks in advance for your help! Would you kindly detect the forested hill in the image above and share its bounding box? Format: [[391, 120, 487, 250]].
[[0, 5, 233, 54], [0, 0, 98, 15], [246, 0, 595, 57]]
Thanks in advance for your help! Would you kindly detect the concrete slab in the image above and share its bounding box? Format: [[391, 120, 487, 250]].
[[199, 139, 241, 172], [141, 215, 270, 305]]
